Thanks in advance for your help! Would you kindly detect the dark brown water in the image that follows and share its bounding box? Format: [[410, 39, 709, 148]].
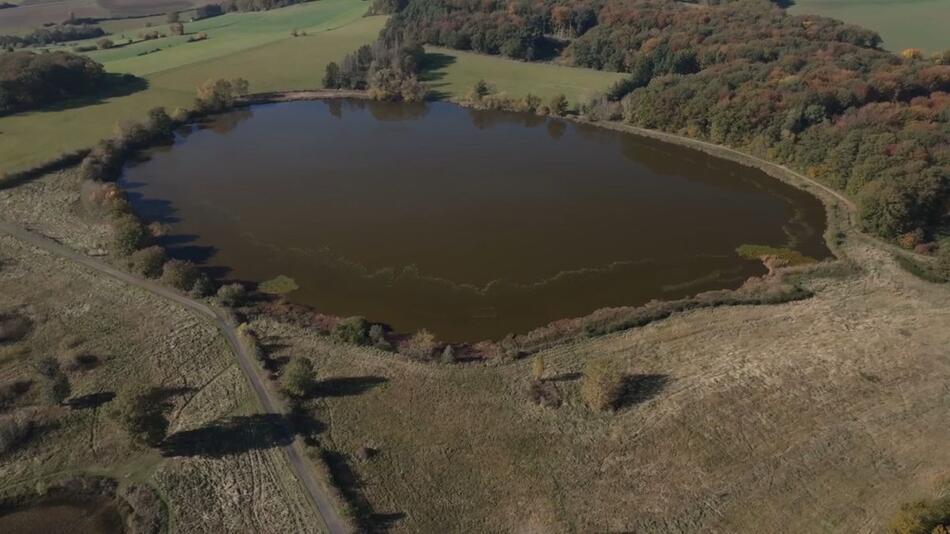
[[120, 100, 828, 342], [0, 496, 124, 534]]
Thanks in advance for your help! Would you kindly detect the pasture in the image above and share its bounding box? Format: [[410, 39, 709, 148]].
[[0, 0, 385, 174], [422, 46, 625, 103], [0, 0, 204, 34], [788, 0, 950, 52]]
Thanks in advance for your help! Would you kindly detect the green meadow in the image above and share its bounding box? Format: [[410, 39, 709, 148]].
[[788, 0, 950, 53]]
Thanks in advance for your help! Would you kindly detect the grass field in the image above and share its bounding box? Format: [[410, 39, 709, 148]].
[[0, 0, 385, 174], [0, 168, 321, 531], [254, 235, 950, 532], [422, 46, 625, 102], [0, 0, 204, 34], [788, 0, 950, 52]]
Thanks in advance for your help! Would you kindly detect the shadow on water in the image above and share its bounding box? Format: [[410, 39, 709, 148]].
[[618, 374, 670, 409]]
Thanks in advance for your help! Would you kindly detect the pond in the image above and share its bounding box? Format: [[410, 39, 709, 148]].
[[0, 496, 124, 534], [121, 100, 829, 342]]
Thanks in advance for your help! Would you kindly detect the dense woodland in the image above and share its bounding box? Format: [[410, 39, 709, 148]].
[[223, 0, 312, 12], [379, 0, 949, 243], [0, 51, 107, 116]]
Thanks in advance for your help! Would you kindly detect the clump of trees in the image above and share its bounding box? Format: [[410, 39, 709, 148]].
[[194, 77, 250, 112], [324, 39, 427, 101], [224, 0, 309, 12], [380, 0, 950, 244], [0, 51, 107, 116], [889, 493, 950, 534]]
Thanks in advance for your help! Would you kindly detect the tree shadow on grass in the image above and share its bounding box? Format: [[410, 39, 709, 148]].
[[322, 449, 405, 532], [159, 413, 319, 458], [14, 74, 150, 116], [315, 376, 388, 398], [67, 391, 115, 410], [418, 52, 457, 100], [618, 374, 670, 409]]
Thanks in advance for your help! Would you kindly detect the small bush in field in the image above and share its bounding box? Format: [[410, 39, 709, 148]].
[[216, 283, 247, 307], [889, 494, 950, 534], [113, 215, 149, 256]]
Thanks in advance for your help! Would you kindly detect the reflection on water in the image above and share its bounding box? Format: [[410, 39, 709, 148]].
[[120, 100, 829, 342], [0, 497, 123, 534]]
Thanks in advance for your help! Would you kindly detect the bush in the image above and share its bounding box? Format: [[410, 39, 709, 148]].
[[127, 245, 165, 278], [440, 344, 455, 363], [368, 324, 392, 351], [401, 329, 437, 360], [889, 495, 950, 534], [216, 283, 247, 306], [169, 22, 184, 36], [111, 387, 168, 447], [280, 357, 316, 398], [332, 316, 371, 345], [112, 215, 149, 256], [189, 273, 214, 298], [0, 313, 32, 344], [160, 259, 200, 291], [580, 360, 626, 412], [96, 38, 113, 50], [0, 413, 34, 455], [549, 94, 569, 116]]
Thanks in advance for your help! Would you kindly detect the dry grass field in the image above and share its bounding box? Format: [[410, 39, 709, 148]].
[[249, 232, 950, 532], [0, 218, 321, 531]]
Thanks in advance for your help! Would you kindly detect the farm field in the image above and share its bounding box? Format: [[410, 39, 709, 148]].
[[788, 0, 950, 52], [0, 0, 203, 34], [0, 170, 320, 531], [0, 0, 386, 174]]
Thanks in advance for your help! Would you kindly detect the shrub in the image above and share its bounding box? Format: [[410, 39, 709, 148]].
[[127, 245, 165, 278], [112, 215, 149, 256], [169, 22, 184, 36], [527, 380, 561, 408], [160, 259, 200, 291], [440, 344, 455, 363], [368, 324, 392, 351], [216, 283, 247, 307], [332, 316, 371, 345], [96, 38, 113, 50], [549, 94, 569, 116], [402, 329, 437, 360], [0, 413, 34, 455], [111, 387, 168, 447], [468, 79, 492, 101], [889, 495, 950, 534], [0, 313, 32, 344], [280, 357, 316, 398], [580, 360, 626, 412], [44, 373, 71, 405], [531, 356, 545, 381], [189, 273, 214, 298]]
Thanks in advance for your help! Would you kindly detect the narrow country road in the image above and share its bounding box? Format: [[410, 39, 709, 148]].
[[0, 220, 349, 534]]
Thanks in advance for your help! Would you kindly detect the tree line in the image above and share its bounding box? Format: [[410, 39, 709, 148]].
[[377, 0, 949, 244], [0, 23, 105, 49]]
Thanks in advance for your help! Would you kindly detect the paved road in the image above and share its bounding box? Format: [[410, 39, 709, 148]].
[[0, 220, 349, 534]]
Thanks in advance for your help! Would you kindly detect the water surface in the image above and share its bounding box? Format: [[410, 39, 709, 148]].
[[0, 496, 123, 534], [121, 100, 829, 341]]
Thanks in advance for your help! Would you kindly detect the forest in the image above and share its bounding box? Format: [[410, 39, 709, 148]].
[[378, 0, 949, 243], [0, 51, 107, 116], [0, 24, 105, 49]]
